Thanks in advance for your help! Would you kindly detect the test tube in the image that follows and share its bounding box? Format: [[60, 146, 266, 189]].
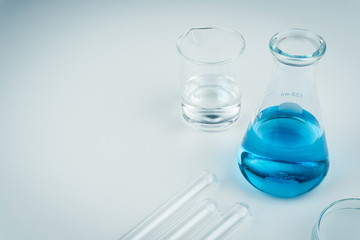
[[199, 202, 251, 240], [119, 171, 217, 240], [158, 199, 221, 240], [144, 199, 201, 239]]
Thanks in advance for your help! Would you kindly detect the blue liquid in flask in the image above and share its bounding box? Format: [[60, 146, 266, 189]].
[[238, 103, 329, 197]]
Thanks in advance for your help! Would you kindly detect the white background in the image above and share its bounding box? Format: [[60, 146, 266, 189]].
[[1, 0, 360, 239]]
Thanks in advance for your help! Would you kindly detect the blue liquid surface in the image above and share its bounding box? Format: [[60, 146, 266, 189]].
[[238, 104, 329, 198]]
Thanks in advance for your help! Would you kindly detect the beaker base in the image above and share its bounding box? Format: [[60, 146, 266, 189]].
[[181, 105, 240, 132]]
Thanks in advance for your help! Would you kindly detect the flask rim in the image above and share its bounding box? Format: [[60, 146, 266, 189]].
[[269, 28, 326, 67], [177, 27, 246, 65]]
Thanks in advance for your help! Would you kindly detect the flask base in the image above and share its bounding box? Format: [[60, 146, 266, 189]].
[[238, 152, 329, 198], [237, 105, 329, 198]]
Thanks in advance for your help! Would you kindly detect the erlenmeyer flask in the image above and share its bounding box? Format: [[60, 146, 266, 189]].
[[238, 29, 329, 198]]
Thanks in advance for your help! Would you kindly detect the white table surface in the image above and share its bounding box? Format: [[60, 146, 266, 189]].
[[1, 0, 360, 239]]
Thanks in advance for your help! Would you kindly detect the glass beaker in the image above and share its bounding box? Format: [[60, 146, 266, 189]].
[[238, 29, 329, 198], [177, 27, 245, 131]]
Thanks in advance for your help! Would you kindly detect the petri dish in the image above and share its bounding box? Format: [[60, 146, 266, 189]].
[[312, 198, 360, 240]]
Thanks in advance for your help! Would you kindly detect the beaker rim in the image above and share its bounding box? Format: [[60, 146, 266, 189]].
[[269, 28, 326, 67], [176, 27, 246, 65], [312, 198, 360, 240]]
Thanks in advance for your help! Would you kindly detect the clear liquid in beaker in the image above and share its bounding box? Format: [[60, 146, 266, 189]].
[[181, 74, 241, 131], [238, 104, 329, 197]]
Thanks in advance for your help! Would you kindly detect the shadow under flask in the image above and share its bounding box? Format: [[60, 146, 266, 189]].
[[238, 29, 329, 198]]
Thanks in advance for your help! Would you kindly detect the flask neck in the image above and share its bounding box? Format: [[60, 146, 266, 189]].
[[271, 59, 317, 86], [257, 58, 322, 126], [254, 28, 327, 129]]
